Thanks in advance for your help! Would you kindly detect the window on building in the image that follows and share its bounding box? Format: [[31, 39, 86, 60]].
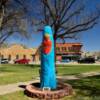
[[56, 47, 60, 52], [62, 47, 64, 51], [64, 47, 66, 51], [66, 47, 68, 51], [1, 55, 4, 59], [56, 47, 57, 50], [23, 55, 26, 59], [62, 47, 66, 51], [8, 55, 11, 61], [31, 54, 35, 61], [74, 46, 80, 52], [16, 55, 19, 59], [68, 47, 72, 52], [71, 46, 74, 52]]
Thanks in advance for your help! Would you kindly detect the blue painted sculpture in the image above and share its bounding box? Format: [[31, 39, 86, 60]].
[[40, 25, 57, 89]]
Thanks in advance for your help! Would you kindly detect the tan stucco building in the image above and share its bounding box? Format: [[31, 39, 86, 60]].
[[0, 44, 39, 63]]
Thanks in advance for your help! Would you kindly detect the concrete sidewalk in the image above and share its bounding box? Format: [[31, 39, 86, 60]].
[[0, 80, 39, 95], [0, 71, 100, 95], [58, 72, 100, 80]]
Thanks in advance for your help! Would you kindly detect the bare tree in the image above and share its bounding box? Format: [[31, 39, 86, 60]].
[[0, 0, 28, 45], [1, 0, 100, 45], [37, 0, 100, 43], [30, 0, 100, 65]]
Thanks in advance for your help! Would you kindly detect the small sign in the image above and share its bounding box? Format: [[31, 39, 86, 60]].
[[42, 87, 51, 91]]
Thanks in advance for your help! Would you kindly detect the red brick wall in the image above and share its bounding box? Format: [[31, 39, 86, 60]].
[[56, 43, 82, 55]]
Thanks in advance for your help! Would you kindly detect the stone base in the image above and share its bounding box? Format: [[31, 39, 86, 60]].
[[25, 82, 73, 100]]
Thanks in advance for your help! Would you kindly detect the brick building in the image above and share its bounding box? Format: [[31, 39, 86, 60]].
[[0, 44, 38, 63], [0, 43, 82, 63], [56, 43, 82, 61]]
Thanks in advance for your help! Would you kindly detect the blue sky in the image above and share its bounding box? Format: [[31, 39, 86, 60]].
[[6, 0, 100, 52], [6, 21, 100, 52], [80, 23, 100, 52]]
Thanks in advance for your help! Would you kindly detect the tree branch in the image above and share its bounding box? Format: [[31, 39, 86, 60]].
[[54, 0, 57, 15], [59, 0, 70, 18], [68, 22, 97, 34], [41, 0, 55, 21], [60, 0, 77, 21], [68, 15, 99, 31], [57, 14, 99, 38], [61, 6, 84, 25], [57, 21, 97, 38], [0, 31, 13, 45]]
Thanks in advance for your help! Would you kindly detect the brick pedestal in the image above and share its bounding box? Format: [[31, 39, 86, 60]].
[[25, 82, 73, 100]]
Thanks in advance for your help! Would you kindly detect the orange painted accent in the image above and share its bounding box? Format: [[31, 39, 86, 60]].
[[42, 37, 52, 54]]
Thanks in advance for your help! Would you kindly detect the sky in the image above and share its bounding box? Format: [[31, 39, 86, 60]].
[[6, 0, 100, 52]]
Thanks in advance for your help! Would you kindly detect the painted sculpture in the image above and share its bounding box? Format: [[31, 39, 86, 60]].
[[40, 25, 57, 89]]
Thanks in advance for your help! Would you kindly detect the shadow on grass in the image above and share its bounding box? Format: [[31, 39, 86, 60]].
[[11, 64, 40, 68], [60, 73, 80, 76], [65, 75, 100, 97], [19, 85, 26, 89]]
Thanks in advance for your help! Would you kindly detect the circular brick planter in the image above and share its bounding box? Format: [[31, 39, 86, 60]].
[[25, 82, 73, 99]]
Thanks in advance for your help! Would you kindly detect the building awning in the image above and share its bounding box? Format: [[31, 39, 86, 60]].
[[62, 55, 81, 57]]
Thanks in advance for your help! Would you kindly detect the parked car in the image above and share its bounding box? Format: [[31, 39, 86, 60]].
[[14, 58, 30, 64], [78, 57, 95, 63], [0, 58, 9, 64], [61, 59, 70, 63]]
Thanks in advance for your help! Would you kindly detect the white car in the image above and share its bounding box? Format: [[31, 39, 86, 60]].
[[1, 59, 9, 64]]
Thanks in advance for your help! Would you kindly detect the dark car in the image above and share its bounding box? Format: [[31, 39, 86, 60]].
[[14, 58, 30, 64], [0, 58, 9, 64], [78, 58, 95, 63]]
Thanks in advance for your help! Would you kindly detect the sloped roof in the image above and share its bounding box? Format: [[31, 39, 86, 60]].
[[0, 44, 37, 55]]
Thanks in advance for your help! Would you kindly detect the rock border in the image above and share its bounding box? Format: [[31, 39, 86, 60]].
[[25, 82, 73, 99]]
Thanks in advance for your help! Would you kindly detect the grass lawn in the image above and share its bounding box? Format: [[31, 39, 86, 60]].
[[0, 75, 100, 100], [0, 64, 39, 85], [0, 64, 100, 85], [0, 64, 100, 100], [63, 75, 100, 100], [0, 91, 33, 100]]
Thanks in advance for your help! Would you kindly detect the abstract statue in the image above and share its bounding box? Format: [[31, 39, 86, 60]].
[[40, 25, 57, 89], [25, 26, 73, 99]]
